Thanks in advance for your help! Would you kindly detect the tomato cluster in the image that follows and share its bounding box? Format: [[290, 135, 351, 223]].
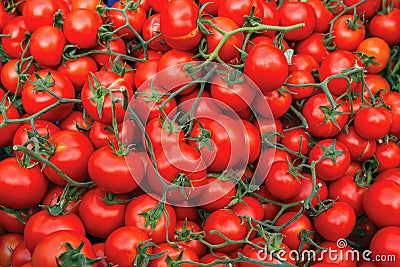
[[0, 0, 400, 266]]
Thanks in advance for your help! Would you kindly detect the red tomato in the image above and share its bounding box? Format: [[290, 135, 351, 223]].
[[308, 0, 333, 33], [148, 242, 199, 267], [0, 158, 48, 209], [41, 185, 80, 215], [230, 196, 264, 237], [171, 220, 207, 257], [244, 44, 288, 93], [308, 139, 351, 181], [288, 54, 319, 74], [204, 16, 244, 62], [88, 147, 144, 194], [369, 8, 400, 45], [302, 93, 349, 138], [259, 1, 280, 37], [218, 0, 264, 27], [0, 234, 23, 267], [279, 2, 317, 41], [336, 126, 377, 161], [198, 177, 237, 211], [314, 241, 357, 267], [22, 70, 75, 122], [0, 4, 17, 32], [0, 92, 21, 148], [59, 111, 93, 137], [382, 92, 400, 134], [204, 209, 247, 253], [265, 161, 302, 200], [160, 0, 201, 50], [91, 37, 127, 68], [57, 56, 98, 90], [31, 230, 98, 267], [134, 59, 159, 88], [1, 17, 29, 59], [375, 141, 400, 172], [125, 194, 176, 244], [22, 0, 67, 32], [375, 168, 400, 184], [142, 14, 171, 52], [356, 37, 390, 74], [344, 0, 381, 19], [11, 241, 31, 267], [105, 226, 151, 267], [370, 226, 400, 267], [331, 15, 366, 51], [286, 70, 316, 100], [63, 8, 103, 49], [24, 210, 85, 252], [29, 26, 66, 67], [275, 212, 314, 250], [178, 89, 223, 118], [281, 128, 310, 159], [107, 1, 146, 39], [81, 71, 133, 125], [363, 180, 400, 227], [43, 130, 94, 185], [295, 33, 330, 64], [253, 185, 280, 221], [241, 119, 261, 164], [1, 59, 37, 96], [354, 106, 392, 140]]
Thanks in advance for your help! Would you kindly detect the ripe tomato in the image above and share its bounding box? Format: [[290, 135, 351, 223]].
[[370, 226, 400, 267], [79, 187, 128, 238], [1, 59, 37, 96], [31, 230, 98, 267], [143, 117, 184, 152], [22, 0, 67, 32], [218, 0, 264, 27], [295, 32, 330, 64], [356, 37, 390, 74], [63, 8, 103, 49], [275, 212, 314, 250], [105, 226, 151, 267], [241, 119, 261, 164], [281, 128, 311, 159], [375, 141, 400, 172], [198, 177, 237, 211], [43, 130, 94, 185], [41, 185, 80, 215], [369, 8, 400, 45], [160, 0, 201, 50], [11, 241, 31, 267], [0, 4, 17, 33], [81, 71, 133, 125], [328, 175, 367, 216], [88, 146, 144, 194], [308, 139, 351, 181], [107, 2, 147, 39], [259, 1, 280, 37], [204, 16, 244, 62], [29, 26, 66, 67], [0, 92, 21, 148], [178, 89, 223, 118], [89, 120, 136, 149], [288, 54, 319, 74], [265, 161, 302, 200], [375, 168, 400, 184], [382, 92, 400, 134], [1, 17, 29, 59], [336, 125, 377, 161], [91, 37, 127, 68], [279, 2, 317, 41], [332, 15, 366, 51], [142, 14, 171, 53], [125, 194, 176, 244], [57, 56, 98, 90], [319, 50, 361, 95], [308, 0, 333, 33], [354, 106, 392, 140], [59, 111, 93, 137], [363, 180, 400, 227], [148, 242, 199, 267], [0, 233, 23, 267], [314, 201, 356, 241], [134, 59, 159, 88], [204, 209, 247, 253], [244, 44, 288, 93], [286, 70, 315, 100], [344, 0, 381, 19], [0, 158, 48, 209], [24, 210, 85, 252], [22, 70, 75, 122], [302, 93, 349, 138], [314, 241, 357, 267], [171, 220, 207, 257]]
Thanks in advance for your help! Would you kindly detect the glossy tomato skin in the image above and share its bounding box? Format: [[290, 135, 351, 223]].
[[59, 111, 93, 138], [289, 54, 319, 74], [88, 147, 144, 194], [241, 120, 261, 164], [382, 92, 400, 134], [31, 230, 98, 267], [281, 128, 311, 159], [22, 0, 66, 32], [63, 8, 103, 49], [204, 209, 247, 253], [0, 206, 38, 234], [0, 92, 21, 148], [336, 126, 377, 161], [354, 107, 392, 140], [375, 141, 400, 172], [0, 4, 17, 32], [344, 0, 381, 19], [125, 194, 176, 244], [22, 70, 75, 122], [218, 0, 263, 27], [265, 161, 302, 200], [275, 212, 314, 250], [286, 70, 315, 100], [244, 44, 288, 93], [142, 14, 171, 52], [11, 241, 31, 267], [204, 16, 244, 62], [143, 117, 184, 152], [375, 168, 400, 184], [57, 56, 98, 90], [148, 243, 199, 267], [314, 241, 357, 267], [1, 59, 37, 96], [29, 26, 66, 67], [1, 17, 29, 59], [79, 187, 128, 238], [308, 139, 351, 181], [41, 185, 80, 215], [43, 130, 94, 185], [0, 233, 23, 267], [308, 0, 333, 33], [363, 180, 400, 227], [369, 8, 400, 45], [160, 0, 201, 50], [105, 226, 151, 267], [81, 71, 133, 125], [328, 175, 367, 216], [134, 59, 159, 88], [279, 2, 317, 41], [356, 37, 390, 74], [370, 226, 400, 267], [171, 220, 207, 257], [198, 177, 237, 211], [302, 94, 349, 138], [295, 33, 330, 64], [91, 37, 127, 68], [0, 158, 48, 209], [230, 196, 264, 238], [107, 1, 146, 39], [23, 210, 85, 252], [331, 15, 365, 51]]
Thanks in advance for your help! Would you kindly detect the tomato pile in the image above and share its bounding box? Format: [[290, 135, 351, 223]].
[[1, 0, 400, 266]]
